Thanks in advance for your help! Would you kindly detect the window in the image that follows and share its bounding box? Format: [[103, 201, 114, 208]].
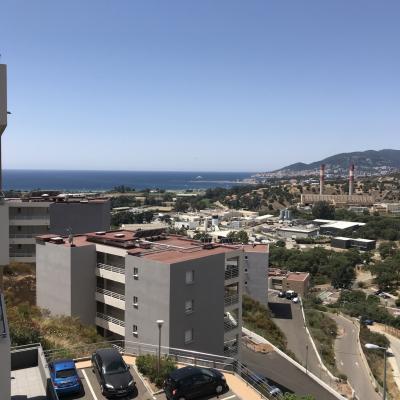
[[133, 267, 139, 280], [244, 255, 248, 260], [245, 281, 248, 285], [185, 300, 194, 314], [185, 270, 194, 284], [132, 325, 138, 337], [133, 296, 138, 308], [184, 329, 193, 344]]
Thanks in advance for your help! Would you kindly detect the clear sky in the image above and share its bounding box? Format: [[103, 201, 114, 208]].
[[1, 1, 399, 172]]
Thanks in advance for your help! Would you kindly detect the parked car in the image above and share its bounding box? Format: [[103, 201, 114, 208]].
[[163, 366, 228, 400], [49, 359, 82, 397], [278, 291, 286, 298], [243, 373, 283, 398], [292, 297, 299, 304], [91, 348, 135, 398], [361, 318, 374, 326], [285, 290, 298, 300]]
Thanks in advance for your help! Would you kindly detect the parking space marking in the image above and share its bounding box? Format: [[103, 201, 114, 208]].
[[82, 369, 99, 400], [220, 395, 237, 400]]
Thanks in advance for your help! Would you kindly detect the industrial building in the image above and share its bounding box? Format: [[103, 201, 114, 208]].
[[36, 229, 268, 358], [313, 219, 366, 236], [301, 164, 375, 206], [331, 237, 376, 251], [276, 225, 319, 239], [0, 195, 110, 264]]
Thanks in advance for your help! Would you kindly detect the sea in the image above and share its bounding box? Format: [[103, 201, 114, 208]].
[[2, 170, 255, 192]]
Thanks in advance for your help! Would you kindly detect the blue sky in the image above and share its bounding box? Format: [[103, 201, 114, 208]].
[[1, 1, 399, 171]]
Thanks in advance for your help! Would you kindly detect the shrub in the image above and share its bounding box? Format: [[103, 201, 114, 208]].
[[136, 354, 177, 388]]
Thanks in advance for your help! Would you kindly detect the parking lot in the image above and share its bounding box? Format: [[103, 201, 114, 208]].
[[61, 365, 241, 400]]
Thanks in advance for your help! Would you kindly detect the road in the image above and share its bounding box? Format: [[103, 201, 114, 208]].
[[241, 346, 339, 400], [269, 296, 332, 385], [330, 313, 381, 400]]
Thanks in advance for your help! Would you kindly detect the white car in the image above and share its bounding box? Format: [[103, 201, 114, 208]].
[[292, 297, 299, 304]]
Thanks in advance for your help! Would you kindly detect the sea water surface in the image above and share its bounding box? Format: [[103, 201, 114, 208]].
[[3, 170, 254, 191]]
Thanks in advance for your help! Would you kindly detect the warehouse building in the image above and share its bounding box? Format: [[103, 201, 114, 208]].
[[331, 236, 376, 251]]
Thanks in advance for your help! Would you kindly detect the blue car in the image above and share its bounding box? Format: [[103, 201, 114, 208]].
[[49, 359, 82, 396]]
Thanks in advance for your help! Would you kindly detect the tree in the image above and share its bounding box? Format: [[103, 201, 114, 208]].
[[311, 201, 335, 219], [174, 198, 189, 212], [379, 241, 397, 259], [283, 394, 315, 400], [227, 230, 249, 244]]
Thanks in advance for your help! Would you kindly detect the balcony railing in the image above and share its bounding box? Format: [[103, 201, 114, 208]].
[[10, 215, 49, 220], [10, 252, 35, 258], [96, 312, 125, 327], [96, 288, 125, 301], [224, 319, 238, 332], [9, 233, 38, 238], [224, 293, 239, 307], [225, 264, 239, 280], [97, 263, 125, 275]]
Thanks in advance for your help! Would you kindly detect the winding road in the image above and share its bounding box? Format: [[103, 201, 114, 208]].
[[330, 313, 381, 400]]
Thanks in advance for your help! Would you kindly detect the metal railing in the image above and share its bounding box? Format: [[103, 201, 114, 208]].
[[96, 312, 125, 327], [224, 319, 239, 332], [97, 262, 125, 275], [0, 294, 7, 338], [9, 215, 49, 220], [9, 252, 35, 258], [224, 293, 239, 307], [9, 233, 38, 238], [225, 264, 239, 280], [96, 288, 125, 301]]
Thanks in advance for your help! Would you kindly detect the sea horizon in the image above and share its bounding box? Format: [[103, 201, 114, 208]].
[[2, 169, 256, 191]]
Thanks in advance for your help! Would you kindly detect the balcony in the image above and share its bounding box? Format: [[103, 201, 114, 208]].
[[96, 263, 126, 284], [225, 264, 239, 281], [224, 293, 239, 307], [95, 288, 125, 310], [9, 252, 36, 262], [224, 312, 239, 333], [96, 312, 125, 336], [9, 215, 49, 226]]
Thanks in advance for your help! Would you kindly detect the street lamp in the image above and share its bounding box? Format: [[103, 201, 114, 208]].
[[365, 343, 388, 400], [156, 320, 164, 376]]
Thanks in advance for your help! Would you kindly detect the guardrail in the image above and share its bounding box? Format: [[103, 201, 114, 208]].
[[97, 263, 125, 275], [96, 312, 125, 327], [225, 264, 239, 280], [96, 287, 125, 301], [224, 293, 239, 307]]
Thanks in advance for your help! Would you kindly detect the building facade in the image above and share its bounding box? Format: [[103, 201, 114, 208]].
[[36, 230, 268, 358], [2, 196, 110, 263], [0, 292, 11, 400]]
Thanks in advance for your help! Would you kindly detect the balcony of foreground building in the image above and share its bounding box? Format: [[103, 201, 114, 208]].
[[224, 293, 239, 309], [95, 312, 125, 337], [224, 263, 239, 282], [9, 252, 36, 263], [9, 215, 50, 226], [224, 312, 239, 333], [96, 262, 126, 284], [95, 287, 125, 310]]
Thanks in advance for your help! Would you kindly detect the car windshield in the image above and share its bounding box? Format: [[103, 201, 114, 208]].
[[104, 360, 127, 375], [55, 368, 76, 379]]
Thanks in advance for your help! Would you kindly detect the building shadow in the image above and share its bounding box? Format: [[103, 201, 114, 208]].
[[268, 302, 293, 319]]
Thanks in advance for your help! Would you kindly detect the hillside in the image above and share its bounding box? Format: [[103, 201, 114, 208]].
[[264, 149, 400, 177]]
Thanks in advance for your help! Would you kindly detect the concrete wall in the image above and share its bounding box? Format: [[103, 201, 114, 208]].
[[0, 64, 7, 135], [169, 253, 225, 355], [49, 201, 111, 235], [0, 293, 11, 400], [244, 251, 269, 306], [125, 256, 170, 348], [71, 245, 97, 325], [36, 242, 73, 316], [0, 202, 9, 268]]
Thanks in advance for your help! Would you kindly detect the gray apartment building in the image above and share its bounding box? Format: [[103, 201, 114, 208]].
[[36, 230, 268, 358], [0, 195, 110, 264]]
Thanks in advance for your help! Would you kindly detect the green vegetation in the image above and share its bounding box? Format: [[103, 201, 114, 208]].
[[303, 308, 338, 375], [242, 295, 287, 350], [111, 210, 154, 226], [282, 394, 314, 400], [227, 230, 249, 244], [334, 290, 400, 329], [370, 250, 400, 292], [311, 201, 335, 219], [378, 241, 398, 259], [269, 245, 359, 287], [136, 354, 177, 388]]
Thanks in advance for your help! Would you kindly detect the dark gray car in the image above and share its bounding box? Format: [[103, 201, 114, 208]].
[[91, 348, 136, 398]]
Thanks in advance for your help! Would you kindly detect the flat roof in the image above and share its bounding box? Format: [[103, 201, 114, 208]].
[[333, 236, 375, 243], [277, 226, 319, 233], [317, 220, 366, 229], [287, 272, 309, 282]]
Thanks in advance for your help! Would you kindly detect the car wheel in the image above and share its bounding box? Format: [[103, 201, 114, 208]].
[[216, 384, 223, 394]]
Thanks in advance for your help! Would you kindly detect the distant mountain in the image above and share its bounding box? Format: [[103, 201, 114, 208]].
[[262, 149, 400, 177]]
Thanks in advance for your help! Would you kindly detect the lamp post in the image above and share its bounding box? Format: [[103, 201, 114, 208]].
[[365, 343, 388, 400], [156, 320, 164, 376]]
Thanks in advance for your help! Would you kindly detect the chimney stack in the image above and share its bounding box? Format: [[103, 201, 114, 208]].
[[349, 163, 354, 196], [319, 164, 325, 195]]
